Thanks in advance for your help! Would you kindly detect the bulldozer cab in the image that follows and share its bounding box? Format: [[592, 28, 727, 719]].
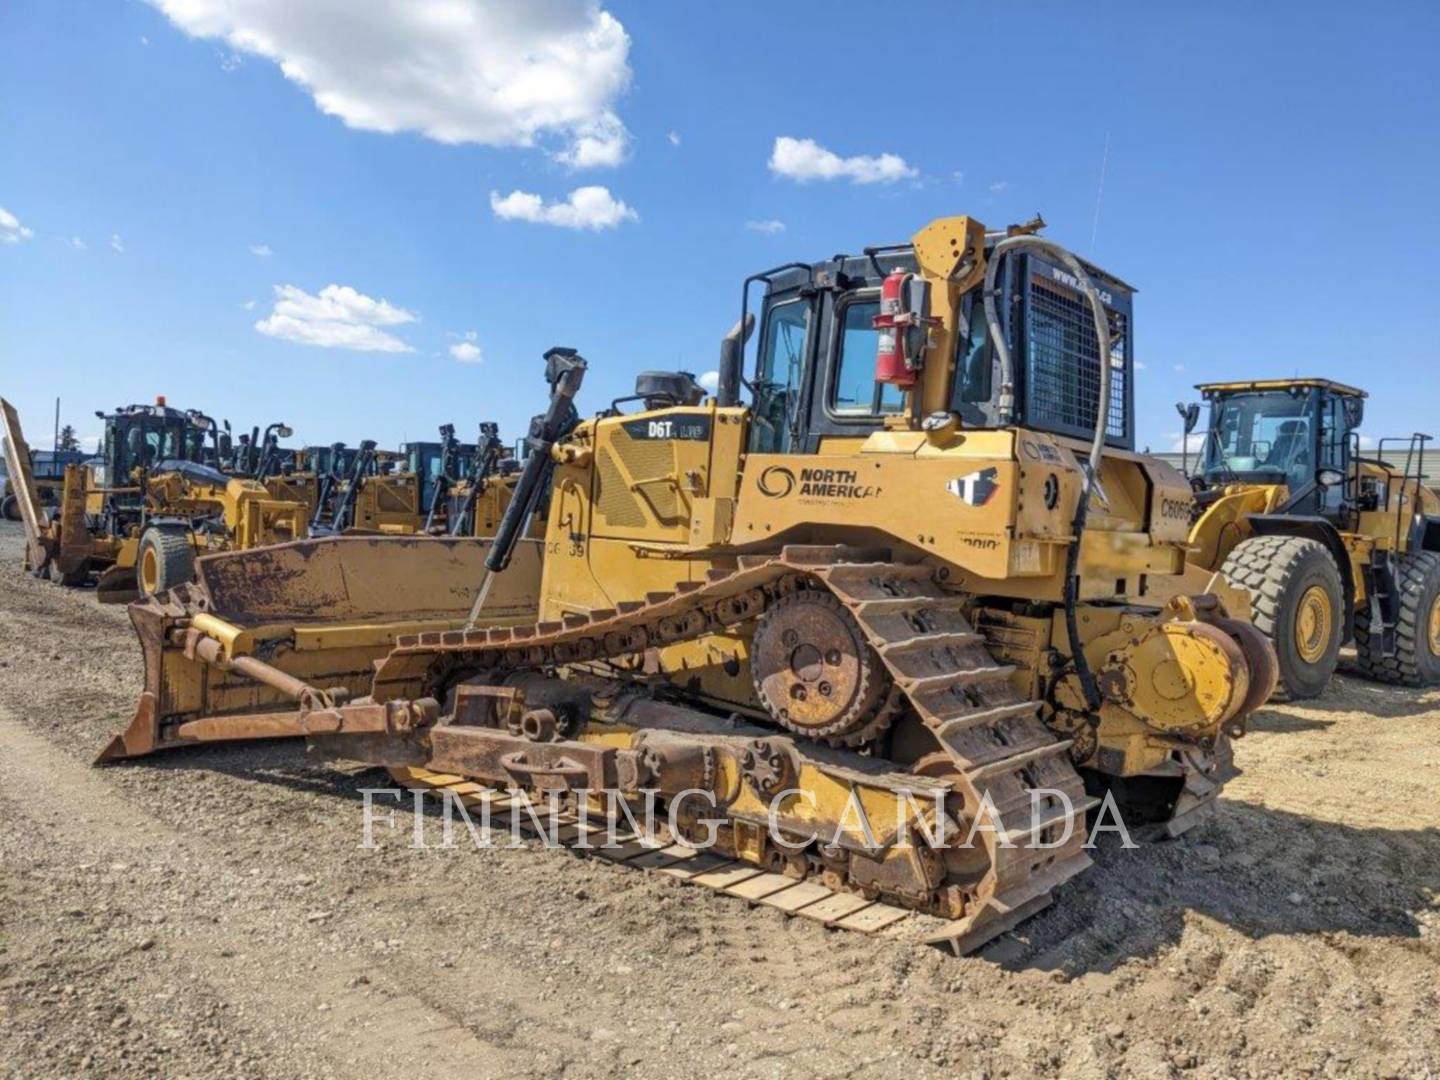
[[1195, 379, 1364, 518], [402, 440, 444, 505], [740, 235, 1135, 456]]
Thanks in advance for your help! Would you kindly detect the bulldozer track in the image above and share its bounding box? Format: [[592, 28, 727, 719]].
[[377, 545, 1107, 952], [389, 765, 953, 942]]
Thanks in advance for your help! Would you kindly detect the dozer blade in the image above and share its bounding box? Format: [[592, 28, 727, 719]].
[[99, 534, 542, 761]]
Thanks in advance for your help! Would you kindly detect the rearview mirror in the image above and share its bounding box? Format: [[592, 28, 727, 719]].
[[1175, 401, 1201, 435], [278, 425, 294, 439], [1316, 466, 1345, 487]]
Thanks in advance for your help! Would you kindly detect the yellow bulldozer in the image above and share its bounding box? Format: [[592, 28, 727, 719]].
[[1173, 378, 1440, 698], [101, 214, 1275, 954], [441, 422, 520, 537], [1, 397, 306, 601]]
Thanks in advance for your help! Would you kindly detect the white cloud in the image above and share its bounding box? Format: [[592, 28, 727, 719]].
[[110, 234, 125, 254], [697, 370, 719, 394], [150, 0, 633, 167], [250, 243, 273, 257], [769, 136, 916, 185], [140, 35, 150, 45], [490, 186, 636, 230], [744, 219, 785, 234], [1169, 432, 1206, 453], [951, 170, 965, 185], [1357, 433, 1378, 450], [554, 114, 627, 168], [1173, 363, 1186, 373], [0, 206, 33, 244], [78, 433, 102, 453], [449, 330, 482, 363], [242, 298, 257, 310], [988, 180, 1009, 194], [667, 130, 681, 146], [255, 283, 417, 353], [1133, 360, 1147, 370], [69, 236, 87, 251]]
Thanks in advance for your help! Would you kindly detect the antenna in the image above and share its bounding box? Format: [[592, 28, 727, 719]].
[[1090, 131, 1110, 251]]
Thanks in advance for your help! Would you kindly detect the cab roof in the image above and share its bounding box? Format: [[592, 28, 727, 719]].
[[1196, 378, 1366, 399]]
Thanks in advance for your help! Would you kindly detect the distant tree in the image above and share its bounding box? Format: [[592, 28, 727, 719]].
[[57, 425, 79, 451]]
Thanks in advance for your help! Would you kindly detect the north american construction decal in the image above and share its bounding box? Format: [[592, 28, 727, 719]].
[[946, 467, 1000, 507], [757, 465, 880, 500], [757, 465, 796, 498]]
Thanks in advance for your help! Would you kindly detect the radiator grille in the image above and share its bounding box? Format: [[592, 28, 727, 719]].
[[595, 431, 684, 529], [595, 448, 645, 528], [1027, 276, 1128, 443]]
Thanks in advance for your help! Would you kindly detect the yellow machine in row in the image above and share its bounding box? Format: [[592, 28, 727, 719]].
[[1, 397, 305, 601], [1174, 379, 1440, 697], [106, 215, 1275, 954]]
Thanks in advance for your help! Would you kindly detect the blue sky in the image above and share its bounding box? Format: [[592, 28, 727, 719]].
[[2, 1, 1437, 455]]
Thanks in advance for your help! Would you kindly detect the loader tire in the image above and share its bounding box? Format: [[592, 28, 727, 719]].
[[1, 494, 18, 521], [1354, 552, 1440, 686], [137, 526, 196, 598], [1220, 535, 1343, 701]]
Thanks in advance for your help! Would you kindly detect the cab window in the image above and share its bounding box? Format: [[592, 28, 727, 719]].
[[830, 300, 903, 416], [952, 291, 993, 405], [749, 299, 810, 454]]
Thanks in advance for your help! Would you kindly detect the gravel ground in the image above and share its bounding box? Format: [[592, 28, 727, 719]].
[[1, 520, 1437, 1079]]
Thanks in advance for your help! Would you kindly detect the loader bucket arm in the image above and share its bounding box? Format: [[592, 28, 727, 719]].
[[2, 397, 54, 568], [99, 533, 544, 761]]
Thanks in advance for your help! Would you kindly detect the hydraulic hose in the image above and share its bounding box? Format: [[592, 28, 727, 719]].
[[982, 234, 1114, 713]]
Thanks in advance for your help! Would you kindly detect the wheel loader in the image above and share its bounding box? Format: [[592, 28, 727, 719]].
[[102, 214, 1275, 954], [1169, 379, 1440, 698], [1, 397, 307, 601]]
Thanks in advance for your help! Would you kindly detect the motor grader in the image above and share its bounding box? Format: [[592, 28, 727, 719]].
[[1168, 378, 1440, 698], [103, 214, 1275, 954], [1, 397, 306, 601]]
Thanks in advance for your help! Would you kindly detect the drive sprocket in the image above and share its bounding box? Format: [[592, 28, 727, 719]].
[[749, 588, 897, 746]]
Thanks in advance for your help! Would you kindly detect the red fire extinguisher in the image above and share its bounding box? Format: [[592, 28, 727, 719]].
[[872, 270, 935, 387]]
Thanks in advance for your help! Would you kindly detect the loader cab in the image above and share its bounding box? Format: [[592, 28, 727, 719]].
[[1196, 379, 1363, 517], [738, 239, 1135, 455]]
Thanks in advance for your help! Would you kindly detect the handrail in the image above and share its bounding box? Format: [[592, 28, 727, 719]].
[[1375, 433, 1432, 548]]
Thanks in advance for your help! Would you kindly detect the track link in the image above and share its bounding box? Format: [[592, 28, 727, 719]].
[[374, 545, 1117, 952]]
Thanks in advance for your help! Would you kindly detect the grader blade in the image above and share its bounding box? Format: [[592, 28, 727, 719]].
[[1, 397, 53, 571], [99, 534, 542, 761]]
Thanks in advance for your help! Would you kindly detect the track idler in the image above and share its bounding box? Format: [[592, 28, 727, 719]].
[[1063, 595, 1279, 744]]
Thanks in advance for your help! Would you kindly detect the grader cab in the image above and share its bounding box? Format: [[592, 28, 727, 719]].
[[1177, 378, 1440, 697], [104, 214, 1277, 955]]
